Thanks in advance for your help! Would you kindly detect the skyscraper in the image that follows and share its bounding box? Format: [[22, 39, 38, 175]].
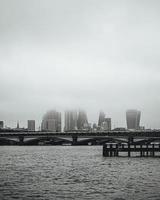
[[98, 111, 105, 127], [64, 110, 77, 132], [27, 120, 35, 131], [101, 118, 111, 131], [41, 110, 61, 132], [16, 121, 19, 129], [0, 121, 4, 129], [126, 109, 141, 130], [77, 110, 88, 130]]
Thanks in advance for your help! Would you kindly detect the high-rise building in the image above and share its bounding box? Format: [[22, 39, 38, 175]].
[[77, 110, 88, 130], [0, 121, 4, 129], [64, 110, 77, 132], [16, 121, 19, 129], [126, 109, 141, 130], [47, 119, 56, 132], [27, 120, 35, 131], [41, 110, 61, 132], [92, 123, 97, 130], [98, 111, 105, 127], [101, 118, 111, 131]]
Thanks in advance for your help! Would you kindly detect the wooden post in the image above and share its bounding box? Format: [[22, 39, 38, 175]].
[[116, 144, 118, 156], [19, 136, 24, 145], [72, 136, 78, 145], [103, 144, 106, 157], [152, 144, 155, 157], [140, 144, 142, 157], [146, 144, 148, 157], [128, 143, 131, 157], [128, 137, 131, 157], [110, 144, 113, 157]]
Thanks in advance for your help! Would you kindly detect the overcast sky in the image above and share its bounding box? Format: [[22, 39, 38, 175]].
[[0, 0, 160, 129]]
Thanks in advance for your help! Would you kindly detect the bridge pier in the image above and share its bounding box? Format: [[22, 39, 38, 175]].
[[72, 136, 78, 145], [103, 143, 160, 157], [18, 136, 24, 145]]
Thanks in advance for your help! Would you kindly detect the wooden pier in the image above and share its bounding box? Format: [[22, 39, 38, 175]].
[[103, 143, 160, 157]]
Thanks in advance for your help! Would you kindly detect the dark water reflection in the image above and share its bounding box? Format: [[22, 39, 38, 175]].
[[0, 146, 160, 200]]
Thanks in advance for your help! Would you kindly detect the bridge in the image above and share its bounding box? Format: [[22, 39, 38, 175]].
[[0, 129, 160, 146]]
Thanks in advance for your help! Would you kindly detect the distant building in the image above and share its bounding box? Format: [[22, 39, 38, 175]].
[[41, 110, 61, 132], [77, 110, 89, 130], [98, 111, 105, 127], [139, 126, 145, 130], [0, 121, 4, 129], [47, 119, 56, 132], [15, 121, 26, 131], [92, 123, 97, 130], [16, 121, 19, 129], [126, 109, 141, 130], [64, 110, 77, 132], [98, 111, 111, 131], [27, 120, 35, 131], [101, 118, 111, 131]]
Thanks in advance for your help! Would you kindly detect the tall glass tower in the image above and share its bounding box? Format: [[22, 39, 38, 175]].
[[77, 110, 88, 130], [98, 111, 105, 127], [126, 109, 141, 130], [64, 110, 77, 132]]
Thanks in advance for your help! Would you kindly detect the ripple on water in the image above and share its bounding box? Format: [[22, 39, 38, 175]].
[[0, 146, 160, 200]]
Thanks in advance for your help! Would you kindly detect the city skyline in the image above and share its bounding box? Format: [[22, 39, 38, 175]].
[[0, 108, 153, 130]]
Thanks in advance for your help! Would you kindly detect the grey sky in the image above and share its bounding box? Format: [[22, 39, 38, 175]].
[[0, 0, 160, 129]]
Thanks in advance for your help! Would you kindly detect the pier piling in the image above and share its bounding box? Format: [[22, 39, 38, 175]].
[[103, 143, 160, 157]]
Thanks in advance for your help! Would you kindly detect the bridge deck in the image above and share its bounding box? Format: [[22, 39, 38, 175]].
[[0, 130, 160, 137]]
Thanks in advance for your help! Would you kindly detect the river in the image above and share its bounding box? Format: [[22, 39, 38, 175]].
[[0, 146, 160, 200]]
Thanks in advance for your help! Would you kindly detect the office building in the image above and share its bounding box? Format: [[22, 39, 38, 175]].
[[0, 121, 4, 129], [47, 119, 56, 131], [101, 118, 111, 131], [77, 110, 89, 130], [126, 109, 141, 130], [41, 110, 61, 132], [27, 120, 35, 131], [98, 111, 105, 127], [64, 110, 77, 132]]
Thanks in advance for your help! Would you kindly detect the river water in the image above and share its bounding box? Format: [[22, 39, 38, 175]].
[[0, 146, 160, 200]]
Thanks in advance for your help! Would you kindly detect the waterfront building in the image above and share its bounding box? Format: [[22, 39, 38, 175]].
[[64, 110, 77, 132], [27, 120, 35, 131], [41, 110, 61, 132], [77, 110, 89, 130], [0, 121, 4, 129], [126, 109, 141, 130]]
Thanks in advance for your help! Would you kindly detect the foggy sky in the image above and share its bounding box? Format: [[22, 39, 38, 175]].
[[0, 0, 160, 129]]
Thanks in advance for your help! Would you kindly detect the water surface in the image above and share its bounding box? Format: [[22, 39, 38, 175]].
[[0, 146, 160, 200]]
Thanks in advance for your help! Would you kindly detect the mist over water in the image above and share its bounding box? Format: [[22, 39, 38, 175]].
[[0, 146, 160, 200]]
